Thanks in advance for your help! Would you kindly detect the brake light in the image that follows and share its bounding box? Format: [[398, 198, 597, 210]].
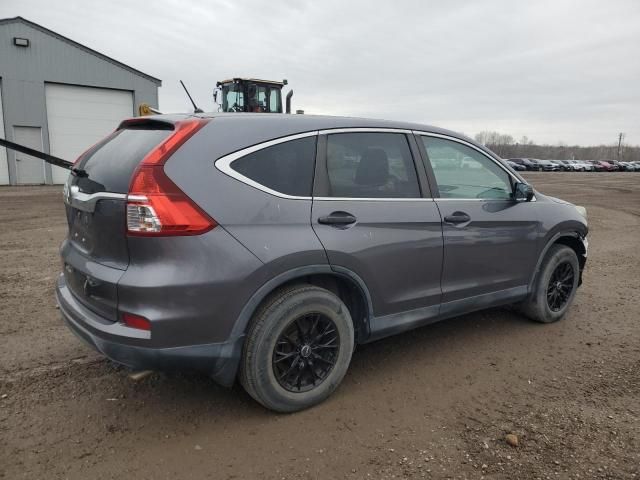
[[126, 119, 217, 236], [122, 312, 151, 331]]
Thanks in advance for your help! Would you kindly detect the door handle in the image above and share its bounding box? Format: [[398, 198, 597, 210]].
[[318, 211, 357, 226], [443, 212, 471, 224]]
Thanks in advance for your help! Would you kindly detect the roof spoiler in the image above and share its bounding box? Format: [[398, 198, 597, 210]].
[[118, 117, 175, 130]]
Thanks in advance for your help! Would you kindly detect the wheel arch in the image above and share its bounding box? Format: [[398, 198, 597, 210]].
[[529, 230, 587, 291], [230, 265, 374, 344]]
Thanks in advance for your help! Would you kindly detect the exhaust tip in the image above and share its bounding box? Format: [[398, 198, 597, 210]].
[[129, 370, 154, 382], [285, 90, 294, 114]]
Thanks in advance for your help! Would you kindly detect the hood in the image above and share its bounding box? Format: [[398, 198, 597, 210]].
[[545, 195, 574, 206]]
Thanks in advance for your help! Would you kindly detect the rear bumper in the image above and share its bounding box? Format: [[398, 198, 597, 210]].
[[55, 274, 243, 386]]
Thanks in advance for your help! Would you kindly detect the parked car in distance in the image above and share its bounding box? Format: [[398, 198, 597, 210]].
[[525, 158, 541, 170], [551, 160, 572, 171], [535, 159, 560, 171], [508, 158, 538, 170], [461, 156, 484, 169], [572, 160, 593, 171], [607, 161, 623, 171], [593, 160, 616, 172], [56, 113, 589, 412], [617, 161, 634, 171], [507, 160, 527, 171], [611, 161, 634, 172], [588, 161, 605, 172], [567, 160, 585, 171]]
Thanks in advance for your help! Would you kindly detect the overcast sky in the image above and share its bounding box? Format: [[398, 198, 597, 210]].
[[1, 0, 639, 145]]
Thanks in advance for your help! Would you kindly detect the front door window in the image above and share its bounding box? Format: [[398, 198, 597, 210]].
[[422, 137, 512, 200]]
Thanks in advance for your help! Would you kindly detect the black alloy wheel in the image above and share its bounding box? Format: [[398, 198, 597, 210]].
[[546, 261, 575, 312], [272, 313, 340, 393]]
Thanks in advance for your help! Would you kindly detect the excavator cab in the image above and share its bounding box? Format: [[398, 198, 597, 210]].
[[215, 78, 292, 113]]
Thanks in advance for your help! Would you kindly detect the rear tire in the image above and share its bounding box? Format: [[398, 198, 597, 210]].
[[517, 245, 579, 323], [240, 284, 354, 413]]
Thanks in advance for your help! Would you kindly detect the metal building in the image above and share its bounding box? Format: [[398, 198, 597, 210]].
[[0, 16, 161, 185]]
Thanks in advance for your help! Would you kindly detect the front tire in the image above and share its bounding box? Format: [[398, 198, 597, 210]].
[[518, 245, 580, 323], [240, 285, 354, 413]]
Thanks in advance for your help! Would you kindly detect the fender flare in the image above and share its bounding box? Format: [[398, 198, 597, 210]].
[[229, 264, 374, 340], [528, 230, 586, 292]]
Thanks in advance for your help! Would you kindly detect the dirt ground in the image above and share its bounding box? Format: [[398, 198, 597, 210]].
[[1, 173, 639, 480]]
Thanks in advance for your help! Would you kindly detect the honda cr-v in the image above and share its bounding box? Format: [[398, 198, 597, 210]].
[[57, 114, 588, 412]]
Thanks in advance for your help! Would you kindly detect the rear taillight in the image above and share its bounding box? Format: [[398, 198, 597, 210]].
[[126, 119, 217, 236]]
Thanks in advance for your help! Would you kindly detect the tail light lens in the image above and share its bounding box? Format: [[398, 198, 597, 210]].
[[126, 119, 217, 236]]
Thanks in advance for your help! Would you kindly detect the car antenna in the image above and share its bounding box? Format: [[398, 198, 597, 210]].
[[180, 80, 204, 114]]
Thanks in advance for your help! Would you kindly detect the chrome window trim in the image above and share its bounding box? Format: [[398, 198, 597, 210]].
[[213, 127, 534, 202], [318, 127, 413, 135], [214, 131, 318, 200], [435, 198, 487, 202], [435, 197, 537, 202], [314, 197, 434, 202], [434, 196, 537, 203], [63, 184, 127, 213]]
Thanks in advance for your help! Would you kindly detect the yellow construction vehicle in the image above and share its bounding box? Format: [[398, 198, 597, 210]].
[[214, 78, 295, 114]]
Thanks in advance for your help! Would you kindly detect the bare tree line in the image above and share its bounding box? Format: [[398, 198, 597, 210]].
[[474, 131, 640, 162]]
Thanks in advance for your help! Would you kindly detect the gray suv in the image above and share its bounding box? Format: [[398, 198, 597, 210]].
[[56, 113, 588, 412]]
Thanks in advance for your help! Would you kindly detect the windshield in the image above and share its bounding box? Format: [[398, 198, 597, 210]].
[[222, 83, 245, 112], [221, 82, 282, 113]]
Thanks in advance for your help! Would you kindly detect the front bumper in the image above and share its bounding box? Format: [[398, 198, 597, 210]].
[[55, 274, 243, 386]]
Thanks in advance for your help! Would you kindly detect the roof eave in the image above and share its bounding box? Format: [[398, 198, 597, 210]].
[[0, 16, 162, 86]]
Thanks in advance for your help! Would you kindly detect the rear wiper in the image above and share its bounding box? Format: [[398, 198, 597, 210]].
[[0, 137, 73, 170], [71, 167, 88, 177]]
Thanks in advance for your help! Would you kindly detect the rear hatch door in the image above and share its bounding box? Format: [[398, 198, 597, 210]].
[[62, 120, 175, 321]]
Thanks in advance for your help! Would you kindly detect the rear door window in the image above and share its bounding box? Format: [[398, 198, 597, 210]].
[[326, 132, 420, 198], [77, 127, 172, 193], [230, 136, 317, 197]]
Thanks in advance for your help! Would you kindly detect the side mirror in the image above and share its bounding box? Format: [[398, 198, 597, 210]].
[[513, 182, 534, 202]]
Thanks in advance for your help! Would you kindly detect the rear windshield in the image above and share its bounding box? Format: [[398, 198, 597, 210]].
[[76, 128, 172, 193]]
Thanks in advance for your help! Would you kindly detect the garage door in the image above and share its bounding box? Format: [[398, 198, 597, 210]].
[[0, 82, 9, 185], [45, 84, 133, 184]]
